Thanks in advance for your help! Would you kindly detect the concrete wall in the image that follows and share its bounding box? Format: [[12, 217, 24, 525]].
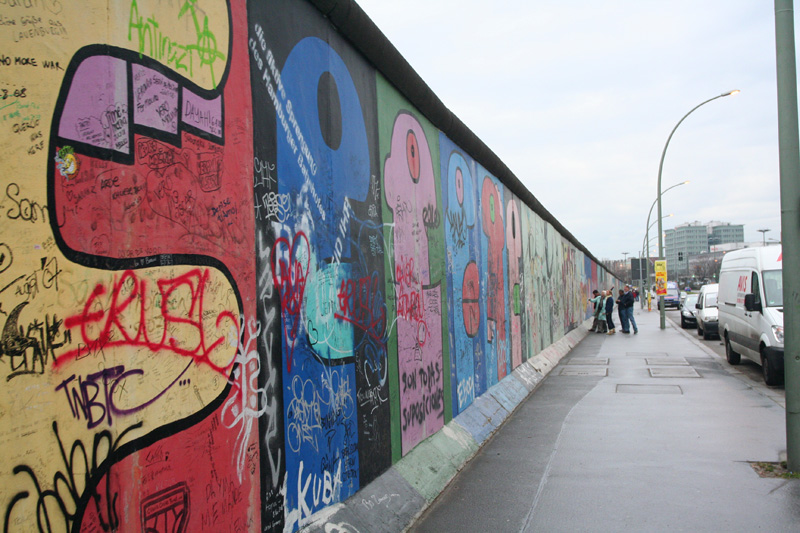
[[0, 0, 619, 531]]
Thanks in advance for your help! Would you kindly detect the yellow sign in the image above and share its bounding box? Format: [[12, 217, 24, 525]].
[[655, 260, 667, 295]]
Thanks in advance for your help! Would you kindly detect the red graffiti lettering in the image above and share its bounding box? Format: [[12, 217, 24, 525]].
[[56, 269, 237, 374], [395, 255, 419, 288], [271, 232, 310, 373], [334, 273, 386, 342]]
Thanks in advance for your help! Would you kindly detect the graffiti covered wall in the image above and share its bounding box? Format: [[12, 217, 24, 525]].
[[0, 0, 617, 531]]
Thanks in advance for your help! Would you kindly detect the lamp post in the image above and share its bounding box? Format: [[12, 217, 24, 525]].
[[758, 228, 770, 246], [643, 215, 673, 252], [642, 181, 687, 305], [774, 0, 800, 471], [622, 252, 629, 282], [657, 90, 739, 329], [640, 214, 673, 308]]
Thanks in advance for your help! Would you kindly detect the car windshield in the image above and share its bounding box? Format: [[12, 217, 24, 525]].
[[763, 269, 783, 307], [684, 294, 698, 307], [705, 292, 718, 308]]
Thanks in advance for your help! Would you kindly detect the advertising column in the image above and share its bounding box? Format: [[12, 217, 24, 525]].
[[655, 260, 668, 295]]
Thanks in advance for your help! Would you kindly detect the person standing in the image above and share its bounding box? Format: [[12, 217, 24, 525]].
[[616, 289, 625, 328], [604, 290, 616, 335], [588, 290, 602, 332], [596, 290, 608, 333], [620, 284, 639, 334], [604, 290, 617, 335]]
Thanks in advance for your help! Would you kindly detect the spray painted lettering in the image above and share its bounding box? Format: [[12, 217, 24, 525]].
[[56, 268, 238, 374]]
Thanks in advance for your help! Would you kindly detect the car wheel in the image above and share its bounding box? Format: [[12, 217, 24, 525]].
[[762, 347, 783, 386], [697, 323, 703, 337], [725, 335, 741, 365], [703, 327, 710, 340], [680, 316, 686, 328]]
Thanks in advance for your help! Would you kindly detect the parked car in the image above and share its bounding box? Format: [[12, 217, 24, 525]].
[[696, 283, 719, 340], [718, 246, 784, 385], [680, 293, 699, 329]]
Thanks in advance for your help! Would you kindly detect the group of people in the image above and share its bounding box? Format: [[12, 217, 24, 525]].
[[588, 284, 639, 335]]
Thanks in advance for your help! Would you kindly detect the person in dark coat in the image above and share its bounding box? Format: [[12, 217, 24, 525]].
[[604, 290, 615, 335], [620, 284, 639, 334]]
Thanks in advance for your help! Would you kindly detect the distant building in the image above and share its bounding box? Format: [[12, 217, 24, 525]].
[[708, 221, 744, 246], [665, 220, 744, 278], [602, 258, 628, 282], [710, 241, 763, 253], [665, 222, 709, 278]]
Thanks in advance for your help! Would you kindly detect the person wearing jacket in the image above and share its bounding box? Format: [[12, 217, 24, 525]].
[[596, 290, 608, 333], [620, 284, 639, 334], [588, 290, 602, 331], [604, 290, 616, 335]]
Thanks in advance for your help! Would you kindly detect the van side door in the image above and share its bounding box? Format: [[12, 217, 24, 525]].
[[747, 271, 761, 347]]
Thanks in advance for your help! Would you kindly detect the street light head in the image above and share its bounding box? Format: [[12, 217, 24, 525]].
[[683, 180, 690, 184], [724, 89, 741, 96]]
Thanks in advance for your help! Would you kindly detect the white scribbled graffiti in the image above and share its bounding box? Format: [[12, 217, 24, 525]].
[[221, 315, 268, 482]]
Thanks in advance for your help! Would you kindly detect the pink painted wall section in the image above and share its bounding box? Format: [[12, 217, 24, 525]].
[[132, 64, 180, 134], [58, 55, 130, 153], [384, 113, 445, 455], [506, 198, 523, 369], [481, 175, 508, 383]]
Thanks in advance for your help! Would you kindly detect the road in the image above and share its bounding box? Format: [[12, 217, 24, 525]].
[[663, 306, 785, 394]]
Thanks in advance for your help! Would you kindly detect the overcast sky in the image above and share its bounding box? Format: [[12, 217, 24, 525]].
[[356, 0, 789, 261]]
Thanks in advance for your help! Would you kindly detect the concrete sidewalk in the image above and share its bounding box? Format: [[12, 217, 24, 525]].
[[411, 308, 799, 532]]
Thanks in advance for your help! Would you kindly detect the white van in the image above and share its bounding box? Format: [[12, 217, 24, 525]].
[[718, 246, 784, 385]]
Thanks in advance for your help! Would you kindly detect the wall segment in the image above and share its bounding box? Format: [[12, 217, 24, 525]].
[[0, 0, 619, 531]]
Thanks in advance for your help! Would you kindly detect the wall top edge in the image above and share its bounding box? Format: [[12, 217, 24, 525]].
[[306, 0, 611, 274]]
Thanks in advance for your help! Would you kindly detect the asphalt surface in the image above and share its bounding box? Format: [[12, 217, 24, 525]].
[[410, 307, 797, 532]]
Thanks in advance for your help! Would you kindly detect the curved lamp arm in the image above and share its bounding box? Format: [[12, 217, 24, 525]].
[[656, 90, 739, 329]]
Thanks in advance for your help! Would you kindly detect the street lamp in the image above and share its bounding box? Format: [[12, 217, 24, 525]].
[[622, 252, 629, 282], [758, 228, 770, 246], [644, 182, 688, 240], [643, 215, 673, 246], [657, 90, 739, 329], [639, 214, 673, 308], [642, 216, 672, 264], [641, 182, 687, 305]]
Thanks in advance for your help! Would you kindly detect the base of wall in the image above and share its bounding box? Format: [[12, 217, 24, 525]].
[[297, 319, 592, 532]]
